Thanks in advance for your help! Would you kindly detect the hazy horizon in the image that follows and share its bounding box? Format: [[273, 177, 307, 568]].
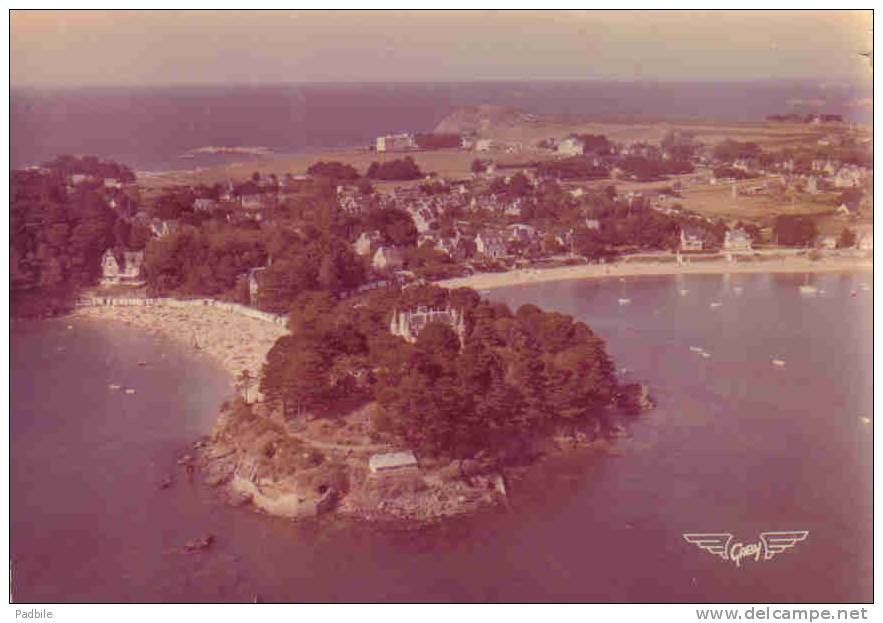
[[11, 10, 872, 88]]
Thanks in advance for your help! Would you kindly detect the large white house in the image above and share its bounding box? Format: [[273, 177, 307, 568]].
[[376, 133, 416, 152], [100, 248, 144, 286], [389, 306, 466, 348], [723, 228, 752, 251]]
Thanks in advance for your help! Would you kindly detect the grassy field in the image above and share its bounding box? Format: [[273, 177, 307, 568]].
[[139, 118, 866, 189]]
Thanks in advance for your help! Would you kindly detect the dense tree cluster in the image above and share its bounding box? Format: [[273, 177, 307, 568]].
[[11, 169, 121, 315], [42, 154, 136, 182], [366, 157, 423, 181], [142, 224, 267, 299], [712, 139, 763, 162], [414, 133, 461, 149], [772, 215, 818, 247], [306, 161, 360, 181], [536, 156, 609, 181], [260, 284, 627, 459]]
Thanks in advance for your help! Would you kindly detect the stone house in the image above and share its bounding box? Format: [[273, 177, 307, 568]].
[[389, 306, 466, 348]]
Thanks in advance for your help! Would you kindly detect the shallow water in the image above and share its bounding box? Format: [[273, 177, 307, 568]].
[[10, 271, 872, 602]]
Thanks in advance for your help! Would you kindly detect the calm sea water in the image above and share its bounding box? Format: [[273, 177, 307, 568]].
[[10, 271, 872, 603], [10, 80, 869, 171]]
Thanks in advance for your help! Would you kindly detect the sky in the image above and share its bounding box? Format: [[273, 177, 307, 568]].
[[10, 10, 873, 87]]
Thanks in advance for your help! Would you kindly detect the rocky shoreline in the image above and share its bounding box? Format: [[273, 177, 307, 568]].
[[182, 398, 637, 524]]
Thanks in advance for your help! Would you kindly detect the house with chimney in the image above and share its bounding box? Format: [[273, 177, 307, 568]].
[[389, 305, 466, 348]]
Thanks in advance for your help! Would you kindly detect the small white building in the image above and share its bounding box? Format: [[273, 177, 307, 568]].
[[368, 451, 418, 474], [557, 137, 585, 157], [100, 249, 144, 285], [723, 228, 752, 251], [376, 133, 416, 152], [857, 231, 873, 251], [354, 231, 383, 257], [372, 246, 405, 271], [474, 139, 494, 152], [680, 228, 704, 252]]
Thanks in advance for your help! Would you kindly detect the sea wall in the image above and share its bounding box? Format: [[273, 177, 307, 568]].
[[77, 295, 288, 327]]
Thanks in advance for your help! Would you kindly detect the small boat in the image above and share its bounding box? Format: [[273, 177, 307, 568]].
[[679, 289, 689, 296], [772, 359, 786, 367], [618, 297, 631, 305], [851, 290, 858, 297], [479, 289, 491, 295], [732, 286, 743, 294], [701, 351, 711, 359], [858, 283, 870, 291], [709, 301, 722, 309], [66, 325, 73, 330], [689, 346, 704, 353], [799, 275, 818, 296], [860, 417, 871, 425], [137, 361, 148, 367], [108, 383, 121, 390], [124, 388, 136, 395]]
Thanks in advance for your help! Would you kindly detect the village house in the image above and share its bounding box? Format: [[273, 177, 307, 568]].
[[723, 228, 752, 251], [816, 235, 838, 250], [389, 306, 466, 348], [833, 165, 864, 189], [507, 223, 538, 244], [353, 230, 383, 257], [474, 139, 494, 152], [150, 219, 179, 239], [100, 248, 144, 286], [247, 265, 268, 305], [193, 198, 217, 212], [475, 231, 508, 260], [585, 218, 601, 230], [375, 133, 416, 152], [556, 137, 585, 157], [372, 246, 406, 271], [680, 228, 705, 252], [434, 234, 471, 262], [836, 198, 861, 218]]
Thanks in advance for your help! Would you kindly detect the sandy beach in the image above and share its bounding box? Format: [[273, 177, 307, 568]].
[[74, 304, 288, 385], [439, 253, 873, 291]]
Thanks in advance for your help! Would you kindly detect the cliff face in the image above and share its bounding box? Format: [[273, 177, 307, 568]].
[[433, 105, 541, 136]]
